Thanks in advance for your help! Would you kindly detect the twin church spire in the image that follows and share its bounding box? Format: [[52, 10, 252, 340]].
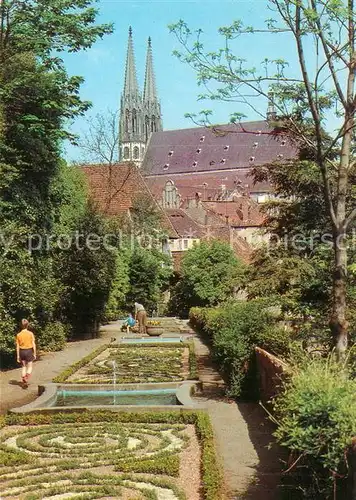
[[119, 27, 162, 164]]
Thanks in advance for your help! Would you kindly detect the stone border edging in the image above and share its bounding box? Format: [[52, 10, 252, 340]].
[[10, 381, 202, 413]]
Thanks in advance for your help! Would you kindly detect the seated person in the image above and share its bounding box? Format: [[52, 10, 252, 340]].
[[123, 313, 136, 333]]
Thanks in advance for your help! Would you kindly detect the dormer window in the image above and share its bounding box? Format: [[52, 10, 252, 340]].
[[163, 163, 169, 170], [220, 158, 226, 164], [223, 145, 229, 151], [281, 140, 286, 146], [192, 161, 198, 167], [249, 156, 255, 162], [277, 153, 284, 159], [168, 150, 174, 156], [253, 142, 258, 148], [200, 135, 205, 142], [256, 130, 262, 136], [196, 148, 202, 153], [209, 160, 215, 165]]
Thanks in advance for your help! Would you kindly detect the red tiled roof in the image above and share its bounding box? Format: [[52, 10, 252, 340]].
[[79, 163, 178, 238], [142, 121, 296, 176], [144, 169, 272, 204], [202, 199, 264, 227], [165, 208, 204, 238]]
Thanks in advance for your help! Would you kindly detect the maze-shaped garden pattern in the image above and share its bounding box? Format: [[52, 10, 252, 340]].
[[0, 416, 201, 499], [65, 345, 188, 384]]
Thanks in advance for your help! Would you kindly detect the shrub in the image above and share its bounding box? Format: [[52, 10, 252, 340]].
[[36, 321, 67, 352], [189, 300, 291, 398], [273, 356, 356, 499]]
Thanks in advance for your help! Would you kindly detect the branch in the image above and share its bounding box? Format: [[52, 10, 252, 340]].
[[292, 2, 337, 226], [310, 0, 347, 108]]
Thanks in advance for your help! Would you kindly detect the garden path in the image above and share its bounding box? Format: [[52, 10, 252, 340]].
[[0, 321, 121, 414], [194, 335, 286, 499]]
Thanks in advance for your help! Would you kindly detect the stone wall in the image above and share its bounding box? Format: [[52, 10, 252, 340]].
[[255, 347, 289, 403], [255, 347, 356, 499]]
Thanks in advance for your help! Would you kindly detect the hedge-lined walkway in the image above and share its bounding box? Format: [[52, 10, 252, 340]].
[[0, 322, 121, 414], [194, 336, 285, 500]]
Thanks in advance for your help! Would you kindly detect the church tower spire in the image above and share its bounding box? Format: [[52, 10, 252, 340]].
[[119, 27, 145, 164], [143, 36, 162, 142]]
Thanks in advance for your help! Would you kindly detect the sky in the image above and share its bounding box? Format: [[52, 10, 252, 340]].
[[63, 0, 298, 162]]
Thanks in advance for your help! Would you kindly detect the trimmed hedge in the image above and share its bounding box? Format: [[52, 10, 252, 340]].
[[1, 410, 222, 500], [189, 301, 291, 398], [53, 341, 198, 383]]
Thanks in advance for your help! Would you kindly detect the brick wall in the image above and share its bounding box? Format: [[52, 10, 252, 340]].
[[255, 347, 289, 403]]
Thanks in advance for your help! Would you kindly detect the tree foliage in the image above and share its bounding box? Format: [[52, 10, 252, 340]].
[[169, 240, 246, 316], [170, 0, 356, 353], [0, 1, 113, 364]]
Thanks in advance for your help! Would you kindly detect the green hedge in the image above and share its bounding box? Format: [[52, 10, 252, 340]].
[[189, 300, 291, 398], [1, 410, 222, 500], [53, 341, 198, 383]]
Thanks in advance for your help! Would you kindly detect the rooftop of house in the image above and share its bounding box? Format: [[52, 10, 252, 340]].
[[202, 199, 265, 227], [79, 163, 178, 238], [142, 120, 296, 176], [144, 169, 272, 207], [165, 208, 205, 239]]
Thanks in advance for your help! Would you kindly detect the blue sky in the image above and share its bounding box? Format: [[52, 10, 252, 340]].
[[63, 0, 297, 162]]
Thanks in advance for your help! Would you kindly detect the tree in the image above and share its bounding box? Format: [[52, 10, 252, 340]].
[[248, 158, 356, 321], [58, 202, 116, 337], [170, 240, 246, 316], [0, 1, 113, 363], [77, 109, 119, 165], [170, 1, 356, 355], [126, 247, 172, 313]]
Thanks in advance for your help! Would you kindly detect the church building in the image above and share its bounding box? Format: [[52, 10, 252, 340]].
[[119, 27, 162, 164]]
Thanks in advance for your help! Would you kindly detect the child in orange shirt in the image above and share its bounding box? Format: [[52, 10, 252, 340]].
[[16, 319, 36, 384]]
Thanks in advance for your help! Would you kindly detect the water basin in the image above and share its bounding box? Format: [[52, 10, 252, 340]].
[[55, 388, 177, 406], [11, 382, 200, 413], [121, 336, 183, 344]]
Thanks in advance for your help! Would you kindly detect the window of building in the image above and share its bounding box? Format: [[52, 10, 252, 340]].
[[151, 115, 157, 132], [123, 146, 130, 159], [125, 109, 130, 133], [133, 146, 139, 159], [132, 109, 137, 134], [183, 239, 188, 249], [145, 115, 150, 141]]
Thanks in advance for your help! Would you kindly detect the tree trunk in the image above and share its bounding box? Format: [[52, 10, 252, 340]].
[[331, 232, 348, 357]]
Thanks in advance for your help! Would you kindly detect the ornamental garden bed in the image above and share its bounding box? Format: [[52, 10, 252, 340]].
[[0, 410, 221, 500], [53, 342, 197, 385]]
